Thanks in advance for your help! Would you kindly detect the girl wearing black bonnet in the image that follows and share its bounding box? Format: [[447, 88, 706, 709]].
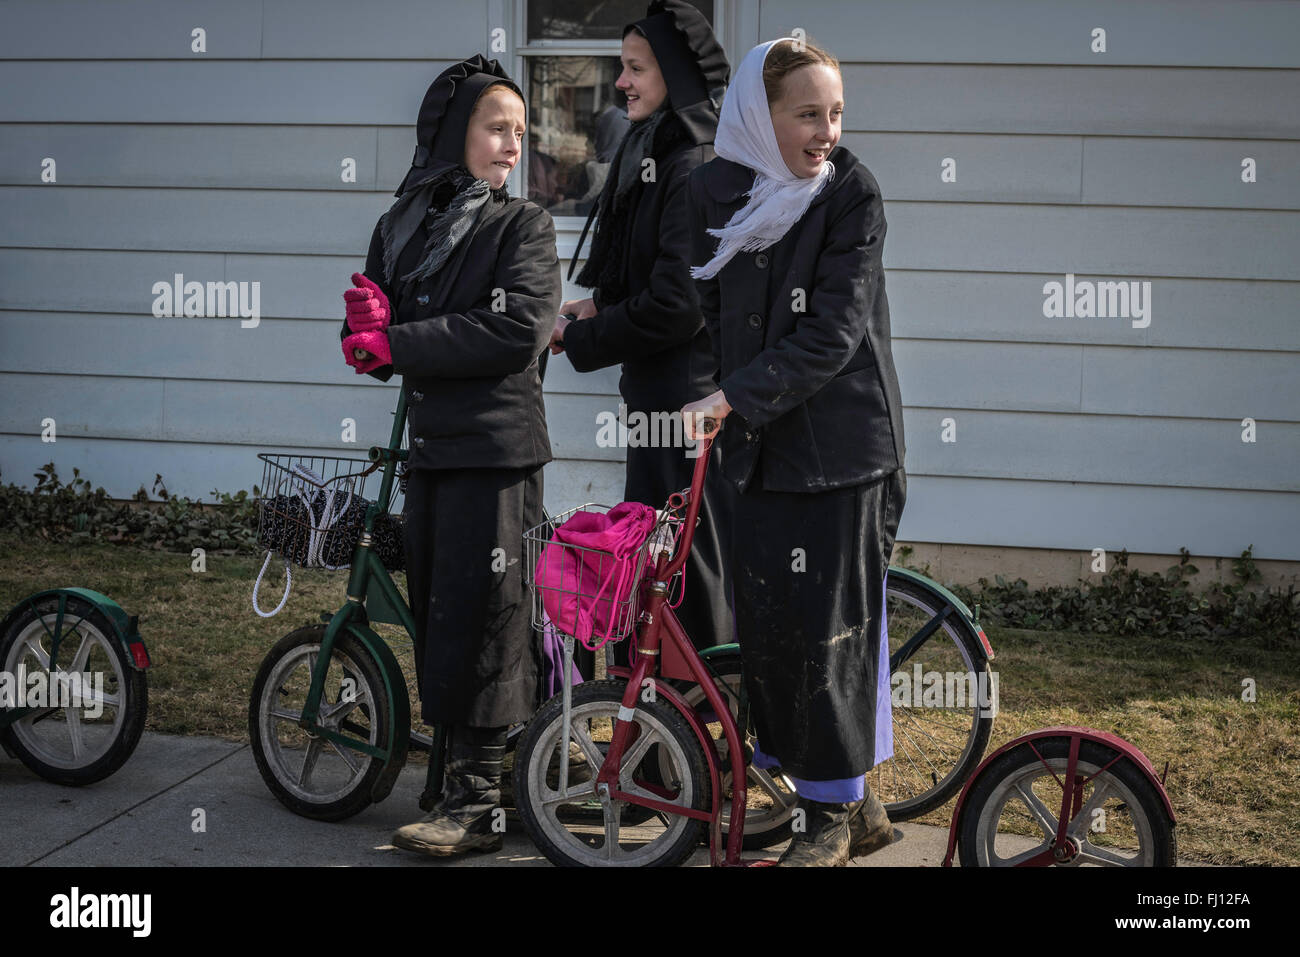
[[552, 0, 735, 668], [339, 55, 561, 858]]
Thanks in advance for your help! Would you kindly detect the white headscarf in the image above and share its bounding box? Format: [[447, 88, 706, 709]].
[[690, 37, 835, 280]]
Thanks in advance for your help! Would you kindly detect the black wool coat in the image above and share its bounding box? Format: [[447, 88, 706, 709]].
[[561, 143, 719, 413], [687, 146, 906, 493], [341, 194, 561, 471]]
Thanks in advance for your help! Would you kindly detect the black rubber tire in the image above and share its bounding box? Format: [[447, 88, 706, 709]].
[[873, 573, 994, 820], [957, 737, 1177, 867], [513, 679, 710, 867], [248, 624, 391, 822], [0, 595, 148, 786]]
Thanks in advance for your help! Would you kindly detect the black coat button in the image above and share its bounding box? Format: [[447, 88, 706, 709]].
[[416, 294, 430, 306], [754, 253, 769, 268], [747, 313, 763, 330], [413, 437, 425, 449], [409, 390, 424, 402]]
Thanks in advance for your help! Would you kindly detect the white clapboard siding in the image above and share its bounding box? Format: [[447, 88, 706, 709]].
[[4, 268, 1297, 354], [5, 189, 1297, 280], [0, 314, 625, 396], [841, 133, 1300, 210], [886, 273, 1300, 352], [6, 1, 1297, 69], [0, 124, 386, 190], [903, 475, 1298, 559], [13, 125, 1296, 211], [3, 62, 1297, 139], [5, 370, 1295, 490], [8, 321, 1295, 425], [0, 0, 489, 60], [758, 0, 1300, 68], [1, 0, 1297, 562], [893, 341, 1300, 420]]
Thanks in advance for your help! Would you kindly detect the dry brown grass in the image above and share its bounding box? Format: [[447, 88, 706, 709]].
[[2, 530, 1294, 864]]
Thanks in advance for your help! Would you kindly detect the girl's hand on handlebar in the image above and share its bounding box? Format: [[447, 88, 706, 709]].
[[550, 313, 572, 355], [551, 298, 595, 355], [559, 297, 597, 321], [342, 329, 391, 374], [681, 390, 732, 440]]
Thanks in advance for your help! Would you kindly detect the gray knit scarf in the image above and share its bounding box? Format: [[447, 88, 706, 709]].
[[378, 168, 493, 287]]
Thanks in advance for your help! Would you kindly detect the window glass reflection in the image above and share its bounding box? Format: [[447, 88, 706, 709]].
[[527, 56, 627, 217], [528, 0, 711, 42]]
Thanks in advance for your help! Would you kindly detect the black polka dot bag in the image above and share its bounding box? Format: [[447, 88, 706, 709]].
[[252, 454, 405, 617]]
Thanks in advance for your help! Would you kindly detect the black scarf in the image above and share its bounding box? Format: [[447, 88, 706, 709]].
[[573, 108, 687, 302]]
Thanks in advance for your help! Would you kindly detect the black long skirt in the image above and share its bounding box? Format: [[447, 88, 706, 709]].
[[402, 465, 544, 727], [729, 467, 907, 780]]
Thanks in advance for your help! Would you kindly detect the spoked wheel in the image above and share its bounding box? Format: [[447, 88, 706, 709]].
[[958, 737, 1177, 867], [678, 654, 797, 849], [248, 624, 391, 821], [513, 680, 710, 867], [0, 596, 147, 785], [870, 573, 994, 820], [679, 572, 994, 833]]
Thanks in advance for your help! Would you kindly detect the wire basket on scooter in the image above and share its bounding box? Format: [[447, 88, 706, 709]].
[[524, 504, 681, 650], [255, 453, 404, 571]]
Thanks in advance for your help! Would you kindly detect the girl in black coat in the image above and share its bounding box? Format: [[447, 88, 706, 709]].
[[683, 38, 907, 866], [551, 0, 734, 662], [340, 56, 560, 858]]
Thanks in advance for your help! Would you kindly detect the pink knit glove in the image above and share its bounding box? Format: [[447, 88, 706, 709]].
[[342, 330, 392, 374], [344, 273, 390, 333]]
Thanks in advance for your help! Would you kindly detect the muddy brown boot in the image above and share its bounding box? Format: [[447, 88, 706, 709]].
[[847, 783, 904, 858], [775, 798, 864, 867], [545, 740, 594, 790], [392, 725, 507, 857]]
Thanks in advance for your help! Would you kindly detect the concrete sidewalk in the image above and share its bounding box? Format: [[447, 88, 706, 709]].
[[1, 731, 959, 867]]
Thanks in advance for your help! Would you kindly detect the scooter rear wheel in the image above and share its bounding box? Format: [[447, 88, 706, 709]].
[[871, 573, 995, 820], [1, 595, 147, 786], [678, 655, 797, 849], [957, 736, 1176, 866]]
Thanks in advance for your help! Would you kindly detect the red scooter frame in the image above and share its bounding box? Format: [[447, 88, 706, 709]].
[[586, 426, 753, 867]]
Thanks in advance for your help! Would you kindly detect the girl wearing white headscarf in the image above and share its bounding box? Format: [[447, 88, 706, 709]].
[[682, 37, 908, 867]]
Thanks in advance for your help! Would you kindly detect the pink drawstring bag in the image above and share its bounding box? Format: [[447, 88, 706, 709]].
[[536, 502, 658, 649]]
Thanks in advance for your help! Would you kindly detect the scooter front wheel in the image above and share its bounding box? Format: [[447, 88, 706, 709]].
[[248, 624, 391, 821], [957, 737, 1176, 866], [513, 680, 710, 867]]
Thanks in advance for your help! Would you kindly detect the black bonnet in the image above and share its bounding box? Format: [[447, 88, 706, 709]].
[[626, 0, 729, 145], [394, 55, 523, 197]]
